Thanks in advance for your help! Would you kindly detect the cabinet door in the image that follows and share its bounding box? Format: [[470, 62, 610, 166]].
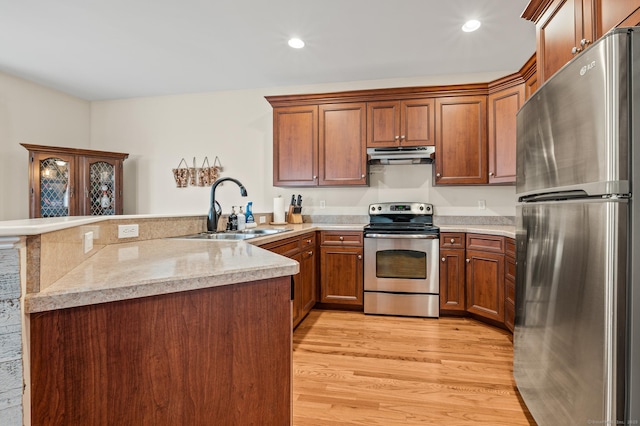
[[30, 152, 78, 218], [488, 84, 524, 184], [320, 246, 363, 305], [401, 98, 435, 146], [291, 252, 303, 326], [600, 0, 640, 35], [525, 68, 538, 100], [465, 250, 505, 322], [367, 101, 401, 147], [434, 96, 487, 185], [536, 0, 588, 83], [439, 248, 466, 312], [318, 103, 367, 186], [273, 105, 318, 186], [81, 157, 123, 216], [299, 247, 317, 316]]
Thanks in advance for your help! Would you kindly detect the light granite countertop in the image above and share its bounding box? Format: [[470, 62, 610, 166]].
[[17, 217, 514, 313], [25, 238, 299, 313]]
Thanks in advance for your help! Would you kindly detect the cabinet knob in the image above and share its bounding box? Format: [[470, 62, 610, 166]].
[[395, 135, 400, 140], [306, 239, 312, 244], [441, 257, 445, 262], [400, 135, 405, 139], [450, 238, 455, 244], [361, 174, 365, 178], [466, 258, 470, 263], [571, 46, 582, 55], [308, 251, 313, 256], [580, 38, 591, 47], [313, 175, 317, 179], [358, 255, 362, 260], [489, 172, 494, 176], [436, 173, 441, 177], [339, 236, 344, 241]]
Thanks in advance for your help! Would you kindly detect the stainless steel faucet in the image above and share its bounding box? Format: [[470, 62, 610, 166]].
[[207, 177, 248, 232]]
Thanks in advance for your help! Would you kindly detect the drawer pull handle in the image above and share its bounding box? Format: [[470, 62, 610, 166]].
[[339, 236, 344, 241], [450, 238, 455, 243], [306, 239, 312, 244], [308, 251, 313, 256]]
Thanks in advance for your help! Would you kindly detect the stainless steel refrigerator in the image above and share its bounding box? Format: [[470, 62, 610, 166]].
[[515, 28, 640, 425]]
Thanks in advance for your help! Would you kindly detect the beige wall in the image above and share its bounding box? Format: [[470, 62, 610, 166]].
[[1, 69, 518, 221], [0, 71, 91, 220], [90, 71, 517, 219]]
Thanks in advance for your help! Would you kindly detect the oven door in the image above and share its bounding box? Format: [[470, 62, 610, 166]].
[[364, 234, 439, 294]]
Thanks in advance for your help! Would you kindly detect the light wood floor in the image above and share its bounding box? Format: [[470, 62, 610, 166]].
[[292, 310, 536, 426]]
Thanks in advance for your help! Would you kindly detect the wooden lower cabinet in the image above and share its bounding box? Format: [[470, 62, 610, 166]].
[[319, 231, 364, 306], [505, 238, 516, 332], [262, 232, 316, 327], [439, 233, 467, 313], [30, 277, 292, 425], [441, 232, 514, 330]]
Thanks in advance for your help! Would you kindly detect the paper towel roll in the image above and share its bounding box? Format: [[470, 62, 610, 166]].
[[273, 197, 285, 223]]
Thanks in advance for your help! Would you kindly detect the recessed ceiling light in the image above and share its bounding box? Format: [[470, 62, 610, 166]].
[[288, 38, 305, 49], [462, 20, 481, 32]]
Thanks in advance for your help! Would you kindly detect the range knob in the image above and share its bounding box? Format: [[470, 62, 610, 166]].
[[426, 205, 431, 212], [371, 206, 376, 212], [377, 206, 382, 211], [419, 205, 424, 211]]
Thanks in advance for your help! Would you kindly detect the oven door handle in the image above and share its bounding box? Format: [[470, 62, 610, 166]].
[[364, 233, 439, 239]]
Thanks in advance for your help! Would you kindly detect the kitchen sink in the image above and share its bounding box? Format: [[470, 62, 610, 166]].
[[180, 228, 292, 240]]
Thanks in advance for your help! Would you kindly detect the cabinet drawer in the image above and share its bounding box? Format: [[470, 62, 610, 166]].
[[466, 233, 505, 253], [506, 238, 516, 258], [261, 237, 300, 257], [505, 257, 516, 281], [440, 232, 465, 248], [320, 231, 363, 246], [299, 232, 316, 250]]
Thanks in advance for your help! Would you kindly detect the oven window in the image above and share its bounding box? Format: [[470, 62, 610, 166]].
[[376, 249, 427, 279]]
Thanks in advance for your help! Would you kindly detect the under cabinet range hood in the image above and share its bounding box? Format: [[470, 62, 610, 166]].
[[367, 146, 435, 165]]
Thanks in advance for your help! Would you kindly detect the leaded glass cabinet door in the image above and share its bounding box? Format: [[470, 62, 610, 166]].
[[82, 157, 123, 216], [31, 152, 77, 217]]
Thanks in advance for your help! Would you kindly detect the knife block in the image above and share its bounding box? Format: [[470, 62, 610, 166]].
[[287, 205, 303, 224]]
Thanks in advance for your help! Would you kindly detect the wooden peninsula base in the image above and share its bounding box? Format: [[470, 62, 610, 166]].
[[30, 277, 292, 425]]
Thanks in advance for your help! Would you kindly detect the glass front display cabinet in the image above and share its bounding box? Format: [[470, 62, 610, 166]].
[[22, 144, 129, 218]]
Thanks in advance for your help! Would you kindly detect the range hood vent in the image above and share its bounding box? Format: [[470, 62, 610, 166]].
[[367, 146, 435, 165]]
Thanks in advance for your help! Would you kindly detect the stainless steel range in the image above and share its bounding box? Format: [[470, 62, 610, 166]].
[[363, 202, 440, 318]]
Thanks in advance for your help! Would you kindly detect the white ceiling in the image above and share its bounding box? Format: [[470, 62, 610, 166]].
[[0, 0, 535, 101]]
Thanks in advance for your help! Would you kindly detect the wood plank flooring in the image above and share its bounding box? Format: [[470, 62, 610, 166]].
[[292, 310, 536, 426]]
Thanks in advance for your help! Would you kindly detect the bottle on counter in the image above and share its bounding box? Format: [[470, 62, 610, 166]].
[[245, 201, 257, 228], [237, 206, 246, 230], [229, 206, 238, 231]]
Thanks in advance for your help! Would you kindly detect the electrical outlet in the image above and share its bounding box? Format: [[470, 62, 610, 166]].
[[478, 200, 486, 210], [259, 216, 266, 224], [320, 200, 326, 209], [118, 224, 139, 238], [83, 231, 94, 254]]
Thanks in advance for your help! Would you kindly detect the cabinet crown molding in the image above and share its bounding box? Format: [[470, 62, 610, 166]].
[[21, 143, 129, 160]]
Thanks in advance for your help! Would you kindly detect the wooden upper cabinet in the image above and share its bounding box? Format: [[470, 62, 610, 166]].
[[273, 105, 318, 186], [367, 98, 435, 148], [434, 96, 488, 185], [488, 80, 525, 184], [523, 0, 640, 84], [319, 103, 367, 186], [22, 144, 128, 218], [606, 1, 640, 27]]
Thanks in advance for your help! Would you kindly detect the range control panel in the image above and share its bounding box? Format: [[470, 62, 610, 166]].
[[368, 202, 433, 216]]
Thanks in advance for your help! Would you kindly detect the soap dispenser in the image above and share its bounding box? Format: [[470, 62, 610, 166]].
[[237, 206, 246, 230], [245, 202, 256, 228]]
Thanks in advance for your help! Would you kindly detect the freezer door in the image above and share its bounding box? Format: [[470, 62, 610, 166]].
[[514, 199, 628, 425], [516, 29, 634, 198]]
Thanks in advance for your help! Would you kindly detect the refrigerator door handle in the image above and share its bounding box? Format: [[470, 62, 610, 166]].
[[518, 190, 589, 203]]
